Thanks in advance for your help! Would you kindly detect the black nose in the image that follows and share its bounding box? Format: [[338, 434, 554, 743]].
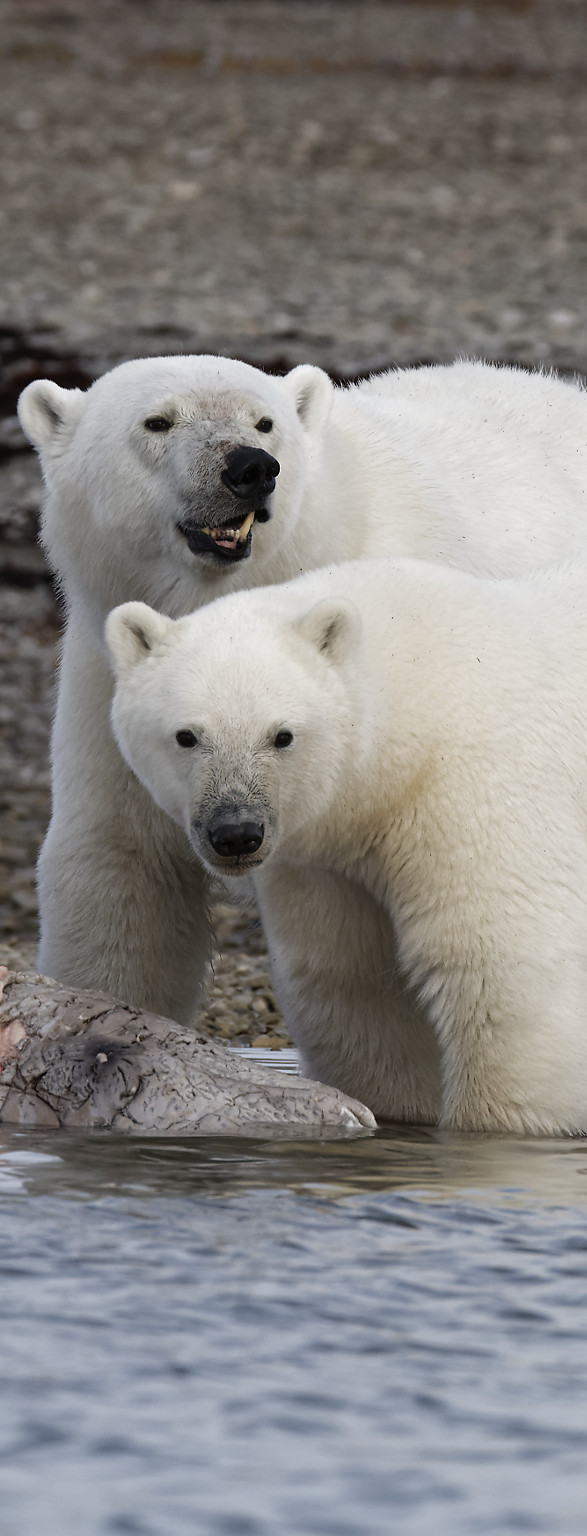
[[221, 448, 280, 499], [208, 820, 265, 858]]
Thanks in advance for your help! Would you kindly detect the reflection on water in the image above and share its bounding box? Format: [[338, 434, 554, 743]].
[[1, 1124, 587, 1535], [4, 1121, 587, 1204]]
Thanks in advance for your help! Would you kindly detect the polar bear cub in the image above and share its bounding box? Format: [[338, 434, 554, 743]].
[[18, 353, 587, 1016], [107, 559, 587, 1136]]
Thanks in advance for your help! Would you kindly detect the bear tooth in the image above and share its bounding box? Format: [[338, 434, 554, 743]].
[[238, 511, 255, 541]]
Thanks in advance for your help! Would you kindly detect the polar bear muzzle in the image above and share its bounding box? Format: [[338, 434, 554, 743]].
[[208, 816, 265, 861], [190, 799, 270, 872], [177, 446, 280, 564]]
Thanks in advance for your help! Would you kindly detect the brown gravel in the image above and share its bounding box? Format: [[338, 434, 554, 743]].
[[2, 0, 587, 375], [0, 584, 57, 942]]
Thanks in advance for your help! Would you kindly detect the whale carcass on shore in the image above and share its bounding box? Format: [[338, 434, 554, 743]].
[[0, 968, 375, 1137]]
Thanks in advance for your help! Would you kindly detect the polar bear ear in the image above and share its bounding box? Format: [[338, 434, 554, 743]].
[[105, 602, 175, 674], [17, 379, 86, 452], [283, 365, 334, 434], [294, 597, 361, 664]]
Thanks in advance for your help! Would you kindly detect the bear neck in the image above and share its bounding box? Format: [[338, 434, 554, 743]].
[[285, 563, 478, 898], [292, 394, 435, 582]]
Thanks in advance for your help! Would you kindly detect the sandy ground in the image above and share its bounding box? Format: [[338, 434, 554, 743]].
[[2, 0, 587, 1043]]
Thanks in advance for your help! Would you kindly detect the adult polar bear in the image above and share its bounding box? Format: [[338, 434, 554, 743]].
[[106, 559, 587, 1135], [18, 355, 587, 1020]]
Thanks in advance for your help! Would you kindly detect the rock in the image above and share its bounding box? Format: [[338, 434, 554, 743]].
[[0, 968, 376, 1137]]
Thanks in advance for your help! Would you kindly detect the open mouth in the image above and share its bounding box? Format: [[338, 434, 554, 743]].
[[177, 507, 270, 564]]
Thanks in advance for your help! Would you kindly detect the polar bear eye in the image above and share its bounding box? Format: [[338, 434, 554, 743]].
[[274, 730, 293, 749], [255, 417, 273, 433], [144, 416, 173, 433], [176, 729, 198, 748]]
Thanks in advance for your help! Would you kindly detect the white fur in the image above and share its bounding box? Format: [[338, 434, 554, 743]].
[[108, 559, 587, 1135], [18, 354, 587, 1016]]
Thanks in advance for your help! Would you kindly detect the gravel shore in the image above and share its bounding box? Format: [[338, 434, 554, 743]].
[[2, 0, 587, 374], [2, 0, 587, 1046]]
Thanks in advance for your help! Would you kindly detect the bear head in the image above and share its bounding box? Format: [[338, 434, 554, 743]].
[[106, 589, 362, 876], [18, 355, 334, 619]]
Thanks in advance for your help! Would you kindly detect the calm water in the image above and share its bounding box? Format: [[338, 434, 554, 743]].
[[2, 1115, 587, 1536]]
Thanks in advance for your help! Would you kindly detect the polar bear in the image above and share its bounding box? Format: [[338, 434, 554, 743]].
[[18, 354, 587, 1018], [106, 559, 587, 1135]]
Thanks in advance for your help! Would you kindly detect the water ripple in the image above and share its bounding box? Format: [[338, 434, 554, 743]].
[[0, 1127, 587, 1534]]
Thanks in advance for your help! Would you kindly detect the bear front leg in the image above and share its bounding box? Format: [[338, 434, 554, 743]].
[[254, 860, 442, 1124], [38, 808, 211, 1026], [37, 620, 211, 1025], [391, 870, 587, 1137], [433, 968, 587, 1138]]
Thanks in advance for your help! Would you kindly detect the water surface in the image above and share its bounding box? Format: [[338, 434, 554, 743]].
[[1, 1123, 587, 1536]]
